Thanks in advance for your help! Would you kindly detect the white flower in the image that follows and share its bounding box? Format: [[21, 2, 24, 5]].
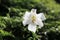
[[22, 9, 46, 33]]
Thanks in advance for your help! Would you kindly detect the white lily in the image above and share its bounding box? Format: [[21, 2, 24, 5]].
[[22, 9, 46, 33]]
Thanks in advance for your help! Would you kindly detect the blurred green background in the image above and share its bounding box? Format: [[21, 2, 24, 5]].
[[0, 0, 60, 40]]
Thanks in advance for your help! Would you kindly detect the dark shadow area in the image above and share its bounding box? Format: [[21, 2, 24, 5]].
[[55, 0, 60, 4], [0, 4, 9, 16], [3, 36, 15, 40]]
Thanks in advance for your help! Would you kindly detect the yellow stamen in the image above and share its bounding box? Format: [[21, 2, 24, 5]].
[[31, 15, 36, 23]]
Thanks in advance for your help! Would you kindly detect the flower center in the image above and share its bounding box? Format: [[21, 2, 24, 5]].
[[31, 15, 36, 23]]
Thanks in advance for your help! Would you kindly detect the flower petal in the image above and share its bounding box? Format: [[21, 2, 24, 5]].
[[31, 9, 37, 14], [23, 17, 32, 26], [28, 24, 36, 33], [37, 13, 46, 21], [35, 18, 43, 28], [23, 11, 31, 20], [23, 11, 31, 26], [22, 19, 28, 26]]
